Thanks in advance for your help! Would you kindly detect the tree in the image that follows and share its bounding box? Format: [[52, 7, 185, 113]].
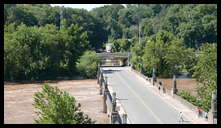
[[130, 38, 144, 72], [91, 4, 124, 41], [76, 51, 101, 78], [34, 84, 95, 124], [5, 4, 38, 26], [111, 38, 133, 52], [4, 24, 42, 80], [4, 22, 91, 81], [4, 4, 217, 81], [192, 43, 217, 111], [133, 30, 191, 77], [177, 43, 217, 112], [193, 43, 217, 85]]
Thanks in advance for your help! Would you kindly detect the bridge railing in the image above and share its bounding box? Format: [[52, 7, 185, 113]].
[[97, 67, 131, 124], [129, 66, 213, 123]]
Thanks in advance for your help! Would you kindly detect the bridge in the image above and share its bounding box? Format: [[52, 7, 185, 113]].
[[96, 52, 130, 59], [98, 66, 191, 124], [97, 52, 131, 67], [96, 52, 215, 124]]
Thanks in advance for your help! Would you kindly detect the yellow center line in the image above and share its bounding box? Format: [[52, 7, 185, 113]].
[[115, 71, 164, 124]]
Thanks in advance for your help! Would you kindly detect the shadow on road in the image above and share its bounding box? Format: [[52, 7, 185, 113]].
[[102, 69, 122, 74]]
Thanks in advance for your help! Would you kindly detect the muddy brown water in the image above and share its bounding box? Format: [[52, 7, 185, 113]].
[[4, 79, 109, 124], [157, 78, 201, 96]]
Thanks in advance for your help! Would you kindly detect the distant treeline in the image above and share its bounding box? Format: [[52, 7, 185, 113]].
[[4, 4, 217, 80]]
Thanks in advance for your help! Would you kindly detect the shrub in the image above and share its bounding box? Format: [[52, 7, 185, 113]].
[[33, 84, 95, 124], [177, 90, 198, 106]]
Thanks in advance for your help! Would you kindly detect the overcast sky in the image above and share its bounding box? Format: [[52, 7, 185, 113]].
[[51, 4, 125, 11]]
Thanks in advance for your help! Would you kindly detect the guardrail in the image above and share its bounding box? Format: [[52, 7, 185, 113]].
[[97, 67, 131, 124]]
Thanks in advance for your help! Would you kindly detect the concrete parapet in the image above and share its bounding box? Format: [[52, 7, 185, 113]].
[[98, 70, 131, 124]]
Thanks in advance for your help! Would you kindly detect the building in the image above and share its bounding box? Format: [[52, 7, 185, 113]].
[[106, 43, 112, 53]]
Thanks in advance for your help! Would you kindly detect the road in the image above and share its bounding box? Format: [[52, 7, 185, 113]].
[[101, 67, 191, 124]]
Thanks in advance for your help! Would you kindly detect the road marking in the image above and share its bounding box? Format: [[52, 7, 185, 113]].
[[115, 71, 164, 124], [125, 70, 193, 124]]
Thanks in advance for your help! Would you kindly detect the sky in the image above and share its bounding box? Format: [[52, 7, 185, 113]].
[[51, 4, 125, 11]]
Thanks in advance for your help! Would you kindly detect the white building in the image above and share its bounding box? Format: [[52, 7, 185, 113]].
[[106, 43, 112, 53]]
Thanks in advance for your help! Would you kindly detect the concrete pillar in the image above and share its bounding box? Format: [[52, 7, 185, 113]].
[[105, 76, 108, 85], [103, 77, 108, 96], [111, 111, 119, 124], [111, 92, 119, 124], [172, 75, 177, 95], [152, 68, 156, 86], [104, 77, 108, 90], [158, 82, 162, 93], [122, 114, 127, 124], [99, 72, 102, 86], [163, 86, 166, 94], [99, 73, 103, 95], [103, 91, 107, 113], [97, 64, 100, 84], [211, 91, 217, 123], [112, 92, 116, 112], [97, 70, 99, 84]]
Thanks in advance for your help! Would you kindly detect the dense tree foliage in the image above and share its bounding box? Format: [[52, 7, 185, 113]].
[[90, 4, 124, 40], [34, 84, 95, 124], [4, 22, 90, 80], [111, 38, 134, 52], [130, 30, 195, 77], [192, 43, 217, 111], [4, 4, 107, 50], [4, 4, 216, 50], [76, 51, 100, 78]]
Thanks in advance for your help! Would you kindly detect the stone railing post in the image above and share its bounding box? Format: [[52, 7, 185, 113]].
[[112, 92, 116, 112], [103, 78, 109, 113], [163, 86, 166, 94], [211, 90, 217, 123], [99, 73, 103, 95], [152, 68, 156, 86], [122, 114, 127, 124], [171, 74, 177, 95], [158, 82, 162, 93], [97, 64, 100, 84], [111, 92, 119, 124], [103, 91, 107, 113]]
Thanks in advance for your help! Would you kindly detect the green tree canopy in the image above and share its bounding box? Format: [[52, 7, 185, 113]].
[[34, 84, 95, 124], [76, 50, 101, 78]]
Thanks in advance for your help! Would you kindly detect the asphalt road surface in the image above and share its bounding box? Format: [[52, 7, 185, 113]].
[[101, 67, 191, 124]]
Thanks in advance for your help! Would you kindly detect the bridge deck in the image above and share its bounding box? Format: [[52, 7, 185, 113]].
[[101, 67, 191, 124]]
